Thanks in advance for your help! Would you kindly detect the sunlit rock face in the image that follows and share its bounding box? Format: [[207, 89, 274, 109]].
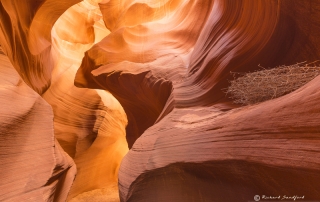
[[1, 0, 320, 202], [0, 0, 81, 94], [46, 1, 129, 201], [1, 0, 128, 201], [75, 0, 214, 147]]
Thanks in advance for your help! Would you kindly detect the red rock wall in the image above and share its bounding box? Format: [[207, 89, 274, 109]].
[[0, 53, 76, 202], [73, 0, 320, 201], [120, 1, 320, 201], [1, 0, 320, 201]]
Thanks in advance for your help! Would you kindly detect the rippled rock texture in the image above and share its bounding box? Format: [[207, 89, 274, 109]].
[[0, 52, 76, 202], [74, 0, 320, 201], [1, 0, 128, 201], [1, 0, 320, 201]]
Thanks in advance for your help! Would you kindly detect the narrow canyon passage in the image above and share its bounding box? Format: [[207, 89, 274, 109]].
[[1, 0, 320, 202], [46, 1, 129, 201], [1, 0, 129, 201]]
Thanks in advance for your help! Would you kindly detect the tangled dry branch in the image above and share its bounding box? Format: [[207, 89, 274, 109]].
[[226, 62, 320, 105]]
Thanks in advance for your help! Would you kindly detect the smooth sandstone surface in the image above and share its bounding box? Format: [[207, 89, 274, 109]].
[[0, 53, 76, 202], [0, 0, 81, 94], [46, 2, 128, 201], [1, 0, 320, 201], [73, 0, 320, 201], [1, 0, 128, 201], [75, 0, 214, 147], [120, 76, 320, 201]]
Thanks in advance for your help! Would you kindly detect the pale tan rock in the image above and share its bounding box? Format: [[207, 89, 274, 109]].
[[69, 186, 119, 202]]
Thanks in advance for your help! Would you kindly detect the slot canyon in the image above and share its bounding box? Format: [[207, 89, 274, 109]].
[[1, 0, 320, 201]]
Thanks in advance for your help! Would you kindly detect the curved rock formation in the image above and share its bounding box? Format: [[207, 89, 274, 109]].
[[75, 0, 214, 147], [45, 1, 129, 201], [73, 0, 320, 201], [1, 0, 129, 201], [120, 76, 320, 201], [2, 0, 320, 201], [0, 0, 81, 94], [0, 53, 76, 202]]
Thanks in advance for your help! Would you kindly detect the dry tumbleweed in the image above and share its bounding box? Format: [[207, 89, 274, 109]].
[[226, 62, 320, 105]]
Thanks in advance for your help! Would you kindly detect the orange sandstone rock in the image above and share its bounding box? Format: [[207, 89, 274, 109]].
[[0, 53, 76, 202]]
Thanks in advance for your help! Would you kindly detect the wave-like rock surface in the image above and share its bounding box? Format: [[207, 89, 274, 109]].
[[1, 0, 129, 201], [2, 0, 320, 201], [0, 0, 81, 94], [120, 77, 320, 201], [75, 0, 214, 147], [45, 1, 129, 201], [74, 0, 320, 201], [0, 53, 76, 202]]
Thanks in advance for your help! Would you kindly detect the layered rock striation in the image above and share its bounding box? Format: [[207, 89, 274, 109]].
[[0, 52, 76, 202], [1, 0, 320, 201], [74, 0, 320, 201], [1, 0, 128, 201]]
